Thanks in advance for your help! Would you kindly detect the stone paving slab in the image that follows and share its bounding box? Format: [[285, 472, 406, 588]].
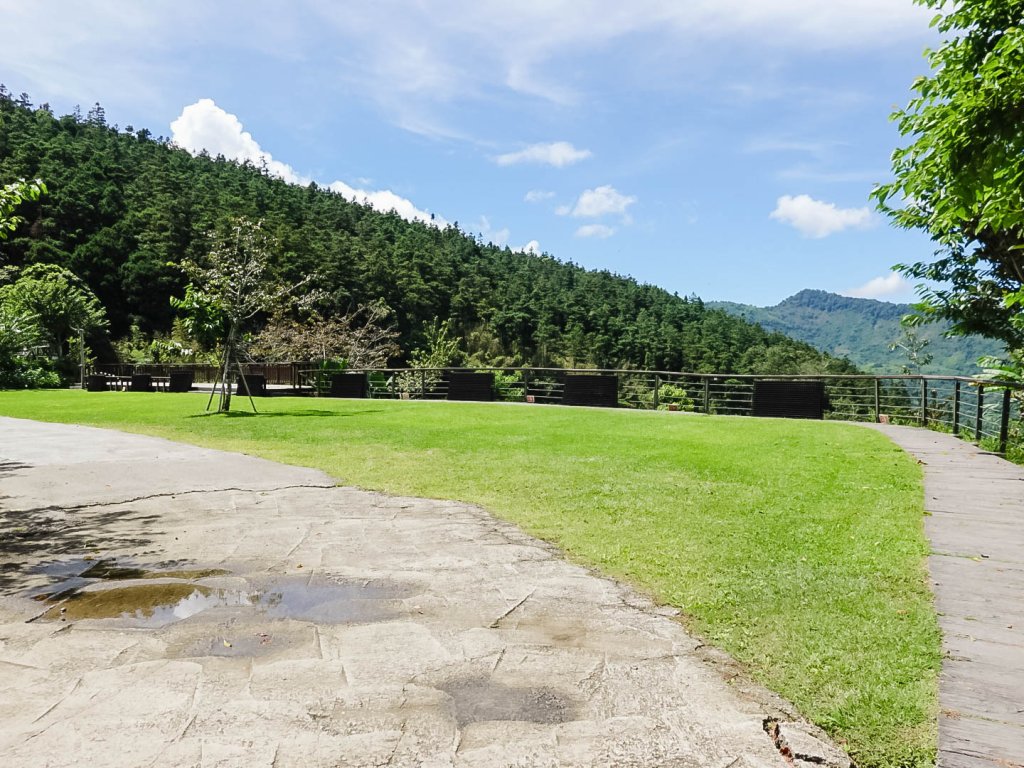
[[0, 416, 848, 768], [865, 424, 1024, 768]]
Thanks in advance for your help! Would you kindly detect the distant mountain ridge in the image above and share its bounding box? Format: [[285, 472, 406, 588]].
[[709, 289, 1003, 374]]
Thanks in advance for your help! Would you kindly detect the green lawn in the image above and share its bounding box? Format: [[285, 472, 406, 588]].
[[0, 391, 940, 767]]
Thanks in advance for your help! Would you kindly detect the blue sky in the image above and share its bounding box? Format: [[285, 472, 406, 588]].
[[0, 0, 941, 305]]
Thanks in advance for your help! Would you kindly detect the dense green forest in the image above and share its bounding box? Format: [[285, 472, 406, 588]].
[[0, 88, 857, 375], [710, 290, 1002, 374]]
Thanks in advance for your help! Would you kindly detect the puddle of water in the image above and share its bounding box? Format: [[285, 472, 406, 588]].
[[42, 584, 216, 624], [26, 559, 231, 601], [38, 577, 410, 628], [252, 579, 408, 624], [32, 558, 96, 579], [439, 677, 574, 726], [80, 561, 149, 580]]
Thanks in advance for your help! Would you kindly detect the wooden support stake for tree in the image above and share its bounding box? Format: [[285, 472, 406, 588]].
[[206, 340, 231, 412], [236, 360, 258, 413]]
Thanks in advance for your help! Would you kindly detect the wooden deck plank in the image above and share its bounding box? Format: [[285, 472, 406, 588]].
[[864, 424, 1024, 768]]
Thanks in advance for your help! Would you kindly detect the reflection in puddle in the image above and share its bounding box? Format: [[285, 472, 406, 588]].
[[43, 584, 216, 624], [39, 578, 409, 627], [27, 558, 231, 602]]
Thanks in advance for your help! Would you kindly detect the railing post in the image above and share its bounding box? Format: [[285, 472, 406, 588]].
[[873, 378, 880, 423], [523, 369, 531, 402], [921, 378, 928, 426], [653, 375, 660, 410], [999, 388, 1012, 454], [975, 385, 984, 442], [420, 369, 426, 399], [952, 380, 961, 436], [703, 377, 710, 414]]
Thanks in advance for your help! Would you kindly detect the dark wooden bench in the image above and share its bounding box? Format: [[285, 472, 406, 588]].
[[329, 373, 368, 398], [751, 380, 826, 419], [562, 375, 619, 408], [447, 372, 494, 401]]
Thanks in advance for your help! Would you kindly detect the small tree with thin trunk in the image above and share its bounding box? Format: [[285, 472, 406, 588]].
[[250, 300, 401, 367], [888, 325, 933, 375], [177, 217, 313, 412]]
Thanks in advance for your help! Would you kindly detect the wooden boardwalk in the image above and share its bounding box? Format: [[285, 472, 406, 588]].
[[866, 424, 1024, 768]]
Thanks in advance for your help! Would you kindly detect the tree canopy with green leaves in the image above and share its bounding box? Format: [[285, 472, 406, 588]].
[[0, 262, 107, 359], [874, 0, 1024, 349], [0, 178, 45, 243]]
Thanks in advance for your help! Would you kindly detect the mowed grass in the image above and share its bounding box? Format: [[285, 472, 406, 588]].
[[0, 391, 940, 767]]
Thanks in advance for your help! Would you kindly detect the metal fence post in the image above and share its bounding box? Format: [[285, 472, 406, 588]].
[[920, 378, 928, 426], [999, 388, 1012, 454], [523, 369, 531, 402], [420, 369, 426, 399], [975, 385, 984, 442], [653, 375, 660, 410], [703, 377, 710, 414], [873, 378, 880, 423], [952, 380, 961, 436]]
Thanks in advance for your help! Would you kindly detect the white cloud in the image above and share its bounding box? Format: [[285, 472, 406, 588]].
[[0, 1, 933, 147], [575, 224, 615, 239], [495, 142, 591, 167], [519, 240, 542, 255], [845, 273, 913, 299], [769, 194, 872, 238], [475, 216, 510, 247], [525, 189, 556, 203], [305, 0, 932, 130], [327, 181, 444, 226], [563, 185, 636, 218], [170, 99, 306, 183], [170, 99, 445, 227]]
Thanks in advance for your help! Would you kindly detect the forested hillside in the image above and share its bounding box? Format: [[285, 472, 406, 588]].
[[710, 289, 1002, 374], [0, 89, 856, 375]]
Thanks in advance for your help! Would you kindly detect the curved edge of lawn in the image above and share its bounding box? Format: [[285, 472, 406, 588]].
[[0, 391, 941, 768]]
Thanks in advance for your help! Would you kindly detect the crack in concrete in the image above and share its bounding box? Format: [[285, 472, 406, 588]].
[[6, 482, 336, 517], [763, 719, 797, 766], [30, 677, 82, 724]]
